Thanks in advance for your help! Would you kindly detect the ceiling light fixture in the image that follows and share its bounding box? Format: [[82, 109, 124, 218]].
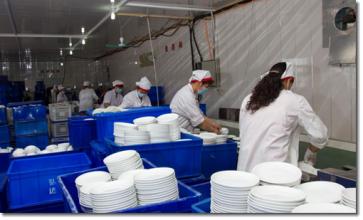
[[82, 39, 86, 45], [111, 11, 116, 20], [69, 50, 73, 55], [60, 62, 64, 66], [60, 49, 63, 56], [110, 0, 115, 3], [81, 27, 85, 34], [69, 38, 72, 47]]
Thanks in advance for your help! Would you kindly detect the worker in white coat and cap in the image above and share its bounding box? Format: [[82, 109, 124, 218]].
[[170, 70, 221, 133], [237, 62, 328, 172], [102, 80, 124, 108], [56, 85, 68, 103], [79, 81, 98, 114], [120, 77, 152, 109]]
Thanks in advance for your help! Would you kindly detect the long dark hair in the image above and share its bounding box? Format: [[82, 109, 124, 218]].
[[246, 62, 287, 113]]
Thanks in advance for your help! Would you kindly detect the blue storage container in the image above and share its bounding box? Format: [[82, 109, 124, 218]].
[[7, 152, 91, 209], [0, 149, 12, 173], [7, 201, 66, 213], [89, 141, 110, 167], [12, 104, 47, 121], [14, 119, 48, 136], [0, 125, 10, 144], [15, 133, 49, 149], [201, 140, 238, 180], [95, 106, 171, 142], [0, 107, 6, 124], [7, 101, 44, 108], [190, 182, 211, 201], [0, 173, 7, 212], [57, 159, 202, 213], [68, 116, 96, 150], [106, 133, 203, 179], [191, 198, 211, 213]]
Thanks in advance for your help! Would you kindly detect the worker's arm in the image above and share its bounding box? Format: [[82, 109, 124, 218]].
[[199, 117, 221, 134], [304, 144, 320, 166]]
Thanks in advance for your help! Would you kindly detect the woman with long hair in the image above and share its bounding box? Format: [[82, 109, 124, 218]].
[[237, 62, 328, 172]]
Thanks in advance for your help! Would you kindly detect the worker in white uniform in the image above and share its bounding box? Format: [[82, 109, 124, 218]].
[[237, 62, 328, 172], [102, 80, 124, 108], [79, 81, 99, 114], [120, 77, 152, 109], [56, 85, 68, 103], [170, 70, 221, 133]]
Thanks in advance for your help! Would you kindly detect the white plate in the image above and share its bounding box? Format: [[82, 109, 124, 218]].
[[146, 123, 170, 132], [103, 150, 139, 165], [295, 181, 345, 203], [133, 116, 157, 125], [157, 113, 179, 123], [211, 171, 260, 189], [343, 188, 356, 202], [292, 203, 356, 213], [251, 162, 302, 186], [134, 168, 175, 182], [118, 169, 145, 181], [90, 178, 134, 195], [75, 171, 111, 189], [250, 185, 306, 203]]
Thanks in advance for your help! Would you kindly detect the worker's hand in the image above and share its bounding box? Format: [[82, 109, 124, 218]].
[[304, 146, 319, 166]]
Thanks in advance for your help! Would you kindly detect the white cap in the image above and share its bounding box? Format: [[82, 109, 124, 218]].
[[112, 80, 124, 87], [83, 81, 90, 87], [280, 62, 295, 80], [57, 85, 64, 90], [136, 77, 152, 90], [189, 70, 214, 83]]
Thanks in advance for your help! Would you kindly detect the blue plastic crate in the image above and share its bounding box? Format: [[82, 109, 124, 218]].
[[0, 173, 7, 212], [7, 101, 43, 108], [201, 140, 238, 180], [14, 119, 48, 136], [0, 107, 6, 124], [190, 182, 211, 201], [106, 133, 203, 179], [0, 149, 12, 173], [0, 125, 10, 144], [6, 200, 66, 213], [94, 106, 171, 142], [68, 116, 96, 150], [191, 198, 211, 213], [12, 104, 47, 121], [15, 133, 49, 149], [57, 159, 202, 213], [89, 141, 110, 167], [7, 152, 91, 209]]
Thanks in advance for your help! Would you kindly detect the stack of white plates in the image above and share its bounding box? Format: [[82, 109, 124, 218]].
[[113, 122, 138, 145], [292, 203, 356, 213], [251, 162, 302, 187], [215, 135, 228, 144], [145, 124, 171, 143], [75, 171, 112, 194], [295, 181, 345, 204], [79, 182, 101, 212], [341, 188, 356, 209], [157, 113, 181, 141], [210, 171, 260, 213], [133, 116, 157, 126], [248, 185, 306, 213], [198, 132, 217, 145], [118, 169, 145, 181], [103, 150, 144, 180], [123, 129, 150, 146], [90, 178, 138, 213], [134, 168, 179, 205]]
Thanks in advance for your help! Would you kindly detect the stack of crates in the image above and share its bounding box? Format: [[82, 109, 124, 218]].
[[49, 103, 72, 143], [12, 104, 49, 149], [0, 106, 9, 148]]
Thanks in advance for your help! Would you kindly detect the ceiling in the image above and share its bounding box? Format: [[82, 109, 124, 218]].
[[0, 0, 241, 62]]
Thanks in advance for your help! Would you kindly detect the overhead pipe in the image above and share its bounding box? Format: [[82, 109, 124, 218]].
[[126, 1, 215, 12], [0, 33, 84, 39]]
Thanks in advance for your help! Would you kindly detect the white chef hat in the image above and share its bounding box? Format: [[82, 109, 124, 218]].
[[280, 62, 296, 80], [189, 70, 214, 83], [57, 85, 64, 90], [112, 80, 124, 87], [83, 81, 91, 87], [136, 77, 152, 90]]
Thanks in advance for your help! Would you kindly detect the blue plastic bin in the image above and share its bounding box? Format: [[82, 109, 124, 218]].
[[12, 104, 47, 121], [0, 173, 7, 212], [14, 119, 48, 136], [0, 125, 10, 144], [0, 149, 12, 173], [6, 201, 66, 213], [68, 116, 96, 150], [89, 141, 110, 167], [7, 101, 43, 108], [105, 133, 203, 179], [0, 107, 6, 124], [201, 140, 238, 180], [190, 182, 211, 201], [191, 198, 211, 213], [94, 106, 171, 142], [15, 133, 49, 149], [57, 159, 202, 213], [7, 152, 91, 209]]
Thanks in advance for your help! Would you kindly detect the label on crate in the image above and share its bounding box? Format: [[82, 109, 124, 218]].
[[48, 178, 57, 195]]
